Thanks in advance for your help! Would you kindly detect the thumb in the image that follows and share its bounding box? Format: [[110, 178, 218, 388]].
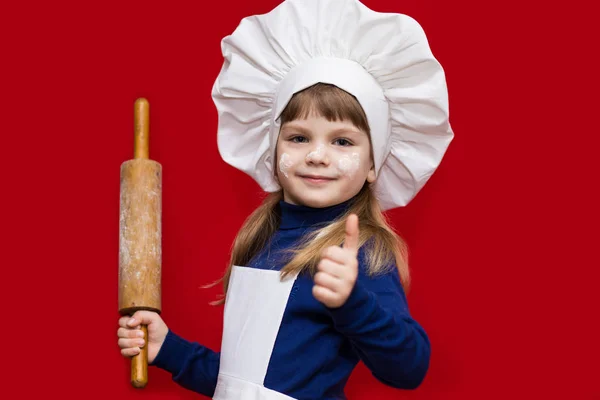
[[343, 214, 359, 256], [127, 310, 158, 327]]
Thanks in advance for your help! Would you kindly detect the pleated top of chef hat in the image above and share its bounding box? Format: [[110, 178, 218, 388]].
[[211, 0, 454, 211]]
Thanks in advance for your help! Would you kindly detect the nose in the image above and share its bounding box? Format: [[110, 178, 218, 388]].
[[305, 144, 329, 165]]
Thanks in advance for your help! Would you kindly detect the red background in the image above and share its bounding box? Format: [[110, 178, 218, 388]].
[[1, 0, 598, 399]]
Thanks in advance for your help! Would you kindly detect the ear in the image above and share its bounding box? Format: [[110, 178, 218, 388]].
[[366, 163, 376, 183]]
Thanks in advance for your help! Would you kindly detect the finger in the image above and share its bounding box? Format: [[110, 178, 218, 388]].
[[121, 347, 141, 358], [118, 316, 131, 328], [317, 258, 346, 279], [117, 327, 145, 339], [321, 246, 354, 265], [314, 271, 343, 292], [312, 284, 339, 306], [127, 310, 156, 327], [120, 316, 139, 328], [343, 214, 359, 255], [118, 337, 146, 350]]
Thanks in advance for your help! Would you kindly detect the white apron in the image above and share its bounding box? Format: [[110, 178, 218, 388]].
[[212, 266, 298, 400]]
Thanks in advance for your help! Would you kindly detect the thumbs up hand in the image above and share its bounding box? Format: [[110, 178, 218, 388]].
[[313, 214, 360, 308]]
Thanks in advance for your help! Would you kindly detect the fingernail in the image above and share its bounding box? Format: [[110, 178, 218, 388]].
[[128, 318, 136, 326], [138, 340, 145, 346], [137, 330, 144, 337]]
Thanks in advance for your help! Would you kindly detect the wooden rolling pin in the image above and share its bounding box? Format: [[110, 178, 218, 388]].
[[118, 98, 162, 388]]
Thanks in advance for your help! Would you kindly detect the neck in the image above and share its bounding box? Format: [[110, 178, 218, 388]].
[[278, 198, 354, 230]]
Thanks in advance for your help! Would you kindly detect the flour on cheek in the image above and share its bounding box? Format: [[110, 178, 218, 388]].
[[279, 153, 294, 178], [337, 153, 360, 177]]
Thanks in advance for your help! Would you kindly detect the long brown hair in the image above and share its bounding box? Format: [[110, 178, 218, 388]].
[[209, 83, 410, 305]]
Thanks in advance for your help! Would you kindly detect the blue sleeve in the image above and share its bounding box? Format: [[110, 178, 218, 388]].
[[328, 249, 431, 389], [150, 329, 220, 397]]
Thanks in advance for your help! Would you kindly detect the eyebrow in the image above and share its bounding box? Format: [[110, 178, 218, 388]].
[[281, 123, 364, 136]]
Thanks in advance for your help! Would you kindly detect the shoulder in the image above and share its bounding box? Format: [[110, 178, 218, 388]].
[[356, 245, 404, 291], [355, 238, 399, 279], [353, 246, 410, 313]]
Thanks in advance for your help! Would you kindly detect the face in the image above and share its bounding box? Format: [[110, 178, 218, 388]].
[[275, 113, 376, 208]]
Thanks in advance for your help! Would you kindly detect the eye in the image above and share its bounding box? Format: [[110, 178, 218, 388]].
[[333, 138, 353, 146], [290, 136, 308, 143]]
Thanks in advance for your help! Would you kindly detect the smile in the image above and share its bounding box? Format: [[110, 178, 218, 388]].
[[299, 175, 337, 185]]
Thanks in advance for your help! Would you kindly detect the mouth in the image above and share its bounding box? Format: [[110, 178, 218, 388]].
[[298, 174, 337, 184]]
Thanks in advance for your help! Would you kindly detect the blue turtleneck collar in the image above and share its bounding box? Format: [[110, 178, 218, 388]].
[[278, 197, 354, 230]]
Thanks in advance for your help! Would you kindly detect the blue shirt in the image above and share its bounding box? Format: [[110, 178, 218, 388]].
[[151, 198, 431, 399]]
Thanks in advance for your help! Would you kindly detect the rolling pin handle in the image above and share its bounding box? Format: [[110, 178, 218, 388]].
[[130, 324, 149, 388], [134, 98, 150, 160]]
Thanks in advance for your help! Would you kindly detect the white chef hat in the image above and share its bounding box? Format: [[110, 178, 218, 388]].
[[211, 0, 454, 211]]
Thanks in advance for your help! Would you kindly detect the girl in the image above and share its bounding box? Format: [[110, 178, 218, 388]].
[[117, 1, 453, 399]]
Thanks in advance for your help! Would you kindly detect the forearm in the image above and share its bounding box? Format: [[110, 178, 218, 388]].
[[329, 280, 430, 389], [151, 329, 220, 397]]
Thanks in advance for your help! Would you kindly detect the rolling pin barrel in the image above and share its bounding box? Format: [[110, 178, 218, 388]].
[[118, 98, 162, 388]]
